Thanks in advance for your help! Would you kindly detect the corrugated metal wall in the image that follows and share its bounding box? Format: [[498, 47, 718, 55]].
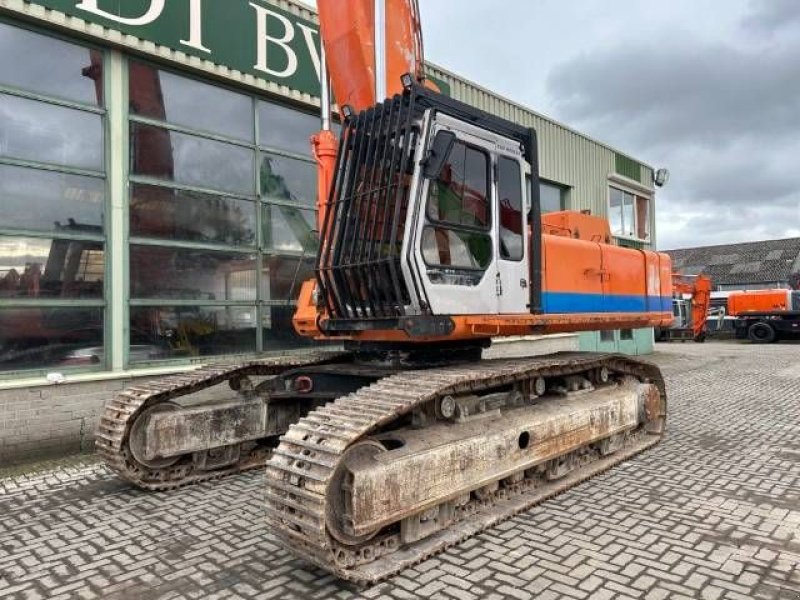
[[425, 63, 655, 238]]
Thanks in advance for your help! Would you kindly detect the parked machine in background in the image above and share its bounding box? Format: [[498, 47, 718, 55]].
[[98, 0, 672, 583], [729, 288, 800, 343], [655, 274, 711, 343]]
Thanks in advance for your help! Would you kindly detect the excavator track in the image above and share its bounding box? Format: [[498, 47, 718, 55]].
[[97, 350, 349, 491], [265, 352, 666, 584]]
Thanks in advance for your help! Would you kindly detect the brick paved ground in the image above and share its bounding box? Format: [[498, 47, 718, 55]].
[[1, 342, 799, 600]]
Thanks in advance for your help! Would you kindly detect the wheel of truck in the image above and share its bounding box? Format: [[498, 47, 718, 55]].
[[748, 322, 776, 343]]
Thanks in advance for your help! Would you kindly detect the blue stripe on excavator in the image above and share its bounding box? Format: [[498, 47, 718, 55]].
[[542, 292, 672, 314]]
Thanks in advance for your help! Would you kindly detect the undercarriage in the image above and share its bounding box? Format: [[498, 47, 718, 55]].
[[96, 350, 350, 490], [98, 350, 665, 582], [263, 352, 665, 583]]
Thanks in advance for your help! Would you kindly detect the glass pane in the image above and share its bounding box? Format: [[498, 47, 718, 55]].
[[421, 226, 492, 270], [622, 193, 635, 237], [263, 204, 318, 254], [261, 256, 314, 302], [609, 188, 624, 236], [0, 236, 104, 299], [0, 22, 103, 105], [262, 305, 314, 349], [130, 305, 256, 361], [260, 153, 316, 207], [0, 94, 104, 170], [600, 329, 615, 342], [130, 245, 256, 300], [427, 141, 490, 228], [129, 61, 253, 141], [540, 182, 563, 214], [498, 157, 523, 260], [130, 123, 254, 196], [131, 184, 256, 246], [258, 101, 318, 155], [636, 196, 650, 240], [0, 307, 103, 372], [0, 165, 105, 233]]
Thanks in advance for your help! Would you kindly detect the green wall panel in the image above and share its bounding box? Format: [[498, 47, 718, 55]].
[[578, 328, 654, 356]]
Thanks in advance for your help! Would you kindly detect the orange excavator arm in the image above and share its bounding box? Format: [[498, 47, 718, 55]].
[[317, 0, 425, 113], [311, 0, 432, 252], [673, 273, 712, 340]]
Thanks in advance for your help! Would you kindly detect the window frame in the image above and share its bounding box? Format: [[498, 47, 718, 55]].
[[419, 225, 493, 273], [125, 57, 322, 367], [0, 17, 109, 378], [421, 138, 494, 281], [425, 139, 493, 232], [608, 183, 652, 243], [539, 179, 567, 214], [496, 155, 525, 262]]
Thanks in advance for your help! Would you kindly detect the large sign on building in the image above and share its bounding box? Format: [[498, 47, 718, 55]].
[[10, 0, 324, 95]]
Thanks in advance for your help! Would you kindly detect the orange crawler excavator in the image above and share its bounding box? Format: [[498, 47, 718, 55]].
[[656, 273, 712, 342], [98, 0, 672, 583]]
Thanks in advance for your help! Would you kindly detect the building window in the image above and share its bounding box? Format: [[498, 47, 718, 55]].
[[600, 330, 616, 343], [609, 187, 650, 241], [0, 22, 106, 373], [127, 61, 318, 363], [540, 180, 566, 213], [620, 328, 634, 341]]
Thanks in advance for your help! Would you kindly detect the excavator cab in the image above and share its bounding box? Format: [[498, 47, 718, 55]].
[[315, 82, 540, 339]]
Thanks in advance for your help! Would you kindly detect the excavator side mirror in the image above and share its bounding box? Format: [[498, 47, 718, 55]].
[[423, 130, 456, 179]]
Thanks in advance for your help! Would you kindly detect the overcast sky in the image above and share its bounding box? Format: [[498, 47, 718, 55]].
[[414, 0, 800, 250]]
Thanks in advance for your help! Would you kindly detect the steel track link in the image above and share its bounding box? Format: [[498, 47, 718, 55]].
[[264, 352, 666, 584], [97, 350, 350, 491]]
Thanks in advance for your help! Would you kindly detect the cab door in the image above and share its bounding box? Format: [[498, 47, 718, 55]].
[[410, 117, 499, 315], [495, 155, 529, 314]]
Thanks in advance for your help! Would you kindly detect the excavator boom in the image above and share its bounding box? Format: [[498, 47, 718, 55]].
[[317, 0, 425, 113]]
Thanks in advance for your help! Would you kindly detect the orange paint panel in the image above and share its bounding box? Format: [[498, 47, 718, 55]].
[[542, 235, 603, 295], [541, 211, 612, 243], [317, 0, 424, 112], [659, 253, 673, 301], [727, 289, 790, 315], [601, 244, 647, 297]]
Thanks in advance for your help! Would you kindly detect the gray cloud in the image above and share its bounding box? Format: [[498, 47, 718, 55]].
[[543, 0, 800, 249], [547, 37, 800, 149], [742, 0, 800, 34]]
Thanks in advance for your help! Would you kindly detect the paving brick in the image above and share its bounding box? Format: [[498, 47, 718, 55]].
[[1, 343, 799, 600]]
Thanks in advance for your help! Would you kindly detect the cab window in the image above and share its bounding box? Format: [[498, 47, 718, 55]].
[[423, 139, 491, 285], [427, 141, 490, 228], [497, 157, 523, 260]]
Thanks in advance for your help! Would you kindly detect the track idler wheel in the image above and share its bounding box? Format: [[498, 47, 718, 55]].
[[128, 401, 182, 469], [326, 440, 386, 547], [641, 383, 666, 435]]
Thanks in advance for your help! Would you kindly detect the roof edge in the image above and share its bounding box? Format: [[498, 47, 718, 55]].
[[664, 236, 800, 253]]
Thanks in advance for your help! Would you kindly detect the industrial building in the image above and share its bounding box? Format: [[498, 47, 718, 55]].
[[667, 237, 800, 291], [0, 0, 661, 462]]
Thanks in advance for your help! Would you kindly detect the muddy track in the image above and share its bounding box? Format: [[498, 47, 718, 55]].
[[96, 350, 349, 491], [264, 352, 666, 584]]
